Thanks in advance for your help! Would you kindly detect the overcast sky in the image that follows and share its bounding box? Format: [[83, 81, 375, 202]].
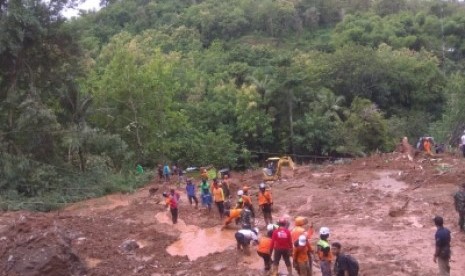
[[63, 0, 101, 18]]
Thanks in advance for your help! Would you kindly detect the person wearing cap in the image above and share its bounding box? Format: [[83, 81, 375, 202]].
[[454, 183, 465, 232], [316, 227, 333, 276], [257, 224, 275, 272], [293, 234, 314, 276], [460, 130, 465, 157], [235, 227, 259, 255], [270, 218, 294, 276], [332, 242, 359, 276], [212, 179, 225, 219], [222, 208, 242, 229], [162, 191, 178, 224], [185, 179, 198, 209], [433, 216, 451, 276], [258, 183, 273, 225]]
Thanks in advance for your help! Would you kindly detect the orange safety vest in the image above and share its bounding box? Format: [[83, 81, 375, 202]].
[[258, 190, 273, 206], [224, 208, 242, 225], [293, 242, 313, 263], [242, 195, 252, 206], [257, 237, 273, 254]]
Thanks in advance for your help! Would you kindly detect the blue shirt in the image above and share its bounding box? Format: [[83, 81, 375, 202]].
[[186, 183, 196, 197], [435, 227, 451, 248]]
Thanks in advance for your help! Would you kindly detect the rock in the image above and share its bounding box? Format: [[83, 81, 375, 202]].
[[120, 240, 140, 252]]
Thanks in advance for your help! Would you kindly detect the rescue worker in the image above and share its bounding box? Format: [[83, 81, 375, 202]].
[[185, 179, 198, 208], [240, 205, 253, 229], [454, 183, 465, 232], [235, 227, 259, 255], [258, 183, 273, 225], [235, 190, 244, 209], [293, 235, 313, 276], [433, 216, 451, 276], [162, 191, 178, 224], [423, 138, 433, 156], [291, 217, 314, 244], [332, 242, 359, 276], [316, 227, 333, 276], [200, 179, 212, 212], [270, 218, 293, 276], [242, 186, 255, 219], [212, 179, 225, 218], [257, 224, 275, 273], [222, 208, 242, 229]]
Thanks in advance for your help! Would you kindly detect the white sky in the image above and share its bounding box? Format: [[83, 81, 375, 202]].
[[63, 0, 101, 18]]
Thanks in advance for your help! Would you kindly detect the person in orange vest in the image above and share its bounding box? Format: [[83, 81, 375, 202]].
[[257, 224, 275, 273], [291, 217, 314, 243], [423, 138, 433, 156], [316, 227, 333, 276], [258, 183, 273, 225], [221, 208, 242, 229], [162, 191, 178, 224], [242, 185, 255, 220], [293, 234, 314, 276], [212, 179, 225, 218]]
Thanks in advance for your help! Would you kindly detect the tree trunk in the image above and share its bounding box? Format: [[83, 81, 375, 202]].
[[78, 146, 86, 172], [288, 89, 294, 155]]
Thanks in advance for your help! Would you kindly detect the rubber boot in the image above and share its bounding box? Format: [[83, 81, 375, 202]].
[[287, 265, 293, 276], [271, 265, 279, 276]]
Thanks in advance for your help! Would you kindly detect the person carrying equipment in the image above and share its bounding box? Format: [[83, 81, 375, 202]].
[[212, 179, 225, 218], [235, 227, 259, 255], [200, 179, 212, 212], [258, 183, 273, 225], [316, 227, 333, 276], [270, 218, 294, 276], [293, 235, 314, 276], [331, 242, 359, 276], [222, 208, 242, 229], [162, 191, 178, 224], [185, 179, 198, 208], [257, 224, 275, 273], [454, 183, 465, 232]]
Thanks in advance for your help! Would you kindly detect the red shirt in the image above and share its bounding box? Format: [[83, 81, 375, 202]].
[[270, 227, 293, 250]]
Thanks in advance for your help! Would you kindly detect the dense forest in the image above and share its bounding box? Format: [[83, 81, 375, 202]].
[[2, 0, 465, 210]]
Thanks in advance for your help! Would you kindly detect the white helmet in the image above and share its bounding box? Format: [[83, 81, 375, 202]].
[[266, 224, 275, 232], [237, 190, 244, 196], [298, 235, 307, 246], [253, 227, 259, 234], [319, 227, 330, 235], [259, 183, 266, 189]]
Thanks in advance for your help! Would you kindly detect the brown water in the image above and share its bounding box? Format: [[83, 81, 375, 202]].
[[155, 212, 236, 261]]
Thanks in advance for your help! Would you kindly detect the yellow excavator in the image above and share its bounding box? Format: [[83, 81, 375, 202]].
[[262, 156, 295, 182]]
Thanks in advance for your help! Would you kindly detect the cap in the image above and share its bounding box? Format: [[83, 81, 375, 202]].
[[319, 227, 330, 235], [237, 190, 244, 196], [266, 224, 275, 232], [259, 183, 266, 189], [298, 235, 307, 246]]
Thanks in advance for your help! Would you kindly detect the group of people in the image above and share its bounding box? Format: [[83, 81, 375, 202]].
[[157, 164, 184, 183], [234, 217, 359, 276]]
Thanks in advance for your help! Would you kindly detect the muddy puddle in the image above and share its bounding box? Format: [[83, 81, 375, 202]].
[[372, 171, 407, 193], [155, 212, 236, 261]]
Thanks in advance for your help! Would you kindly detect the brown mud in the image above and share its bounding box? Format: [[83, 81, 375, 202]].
[[1, 152, 465, 275]]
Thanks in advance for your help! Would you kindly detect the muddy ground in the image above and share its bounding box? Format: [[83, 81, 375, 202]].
[[1, 152, 465, 275]]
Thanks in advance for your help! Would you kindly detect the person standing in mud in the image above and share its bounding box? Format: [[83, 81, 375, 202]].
[[257, 224, 275, 273], [212, 179, 225, 219], [163, 164, 171, 182], [332, 242, 359, 276], [270, 218, 294, 276], [258, 183, 273, 226], [242, 186, 255, 220], [157, 164, 163, 182], [433, 216, 451, 276], [316, 227, 333, 276], [162, 191, 178, 224], [240, 205, 253, 229], [454, 183, 465, 232], [186, 179, 198, 208], [200, 179, 212, 213]]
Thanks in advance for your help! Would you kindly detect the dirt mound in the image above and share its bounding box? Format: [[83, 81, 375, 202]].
[[0, 216, 86, 276]]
